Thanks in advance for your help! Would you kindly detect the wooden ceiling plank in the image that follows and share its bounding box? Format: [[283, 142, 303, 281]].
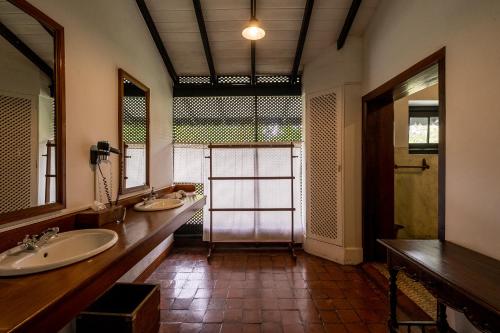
[[136, 0, 178, 82], [0, 21, 53, 78], [193, 0, 217, 83]]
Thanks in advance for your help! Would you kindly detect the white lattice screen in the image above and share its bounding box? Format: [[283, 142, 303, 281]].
[[0, 95, 33, 213], [306, 90, 343, 246]]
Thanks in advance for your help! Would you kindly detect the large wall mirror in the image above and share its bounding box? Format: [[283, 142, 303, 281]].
[[118, 69, 149, 194], [0, 0, 65, 224]]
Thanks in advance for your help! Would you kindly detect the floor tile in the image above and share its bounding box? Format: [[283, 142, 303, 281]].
[[200, 323, 221, 333], [324, 323, 349, 333], [203, 310, 224, 323], [242, 310, 262, 323], [262, 310, 281, 322], [150, 247, 422, 333], [179, 323, 203, 333], [224, 309, 243, 322], [337, 309, 362, 323]]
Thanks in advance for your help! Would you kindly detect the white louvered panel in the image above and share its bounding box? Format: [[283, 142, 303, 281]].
[[306, 89, 343, 246], [0, 94, 33, 213]]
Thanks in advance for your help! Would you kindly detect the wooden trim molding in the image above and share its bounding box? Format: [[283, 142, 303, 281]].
[[134, 241, 174, 283], [0, 0, 66, 225], [362, 48, 445, 102], [118, 68, 151, 195], [361, 48, 446, 261]]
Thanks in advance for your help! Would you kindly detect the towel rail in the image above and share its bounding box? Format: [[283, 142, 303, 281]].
[[394, 158, 430, 171]]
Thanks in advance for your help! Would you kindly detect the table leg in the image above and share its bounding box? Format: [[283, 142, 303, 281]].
[[436, 301, 449, 332], [388, 267, 400, 332]]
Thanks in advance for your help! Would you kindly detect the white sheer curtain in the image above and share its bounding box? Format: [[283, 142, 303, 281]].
[[174, 144, 303, 243]]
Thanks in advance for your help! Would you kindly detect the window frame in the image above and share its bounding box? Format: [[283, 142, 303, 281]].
[[408, 105, 439, 154]]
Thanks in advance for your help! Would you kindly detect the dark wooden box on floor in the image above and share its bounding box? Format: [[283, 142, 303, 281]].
[[76, 283, 159, 333]]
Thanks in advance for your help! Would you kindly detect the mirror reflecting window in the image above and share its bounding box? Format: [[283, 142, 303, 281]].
[[0, 1, 65, 222], [118, 69, 149, 193]]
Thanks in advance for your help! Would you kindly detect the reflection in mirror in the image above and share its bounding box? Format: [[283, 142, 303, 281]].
[[118, 69, 149, 193], [0, 0, 64, 220]]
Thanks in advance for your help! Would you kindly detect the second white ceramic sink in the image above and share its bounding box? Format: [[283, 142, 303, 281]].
[[134, 198, 184, 212], [0, 229, 118, 276]]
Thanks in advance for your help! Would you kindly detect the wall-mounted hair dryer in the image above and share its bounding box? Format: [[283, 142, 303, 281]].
[[90, 141, 120, 165]]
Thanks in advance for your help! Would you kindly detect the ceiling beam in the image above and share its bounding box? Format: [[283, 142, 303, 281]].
[[193, 0, 216, 84], [0, 21, 53, 79], [291, 0, 314, 84], [249, 0, 257, 85], [337, 0, 362, 50], [174, 83, 302, 97], [136, 0, 178, 83]]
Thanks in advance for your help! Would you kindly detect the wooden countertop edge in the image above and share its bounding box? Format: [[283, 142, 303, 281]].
[[6, 196, 206, 333]]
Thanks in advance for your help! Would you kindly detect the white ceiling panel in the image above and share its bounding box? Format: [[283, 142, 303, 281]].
[[202, 0, 249, 10], [144, 0, 379, 77], [0, 0, 54, 69]]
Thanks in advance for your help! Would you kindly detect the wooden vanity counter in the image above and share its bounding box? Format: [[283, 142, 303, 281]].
[[0, 195, 206, 333]]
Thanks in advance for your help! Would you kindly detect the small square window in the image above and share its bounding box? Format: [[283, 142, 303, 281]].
[[408, 105, 439, 154]]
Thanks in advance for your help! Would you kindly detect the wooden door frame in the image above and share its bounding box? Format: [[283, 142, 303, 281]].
[[362, 48, 446, 261]]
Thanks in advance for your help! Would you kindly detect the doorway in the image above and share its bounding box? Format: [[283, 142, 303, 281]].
[[362, 49, 446, 262]]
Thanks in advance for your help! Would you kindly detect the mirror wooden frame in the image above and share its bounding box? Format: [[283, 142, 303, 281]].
[[0, 0, 66, 225], [118, 69, 150, 194]]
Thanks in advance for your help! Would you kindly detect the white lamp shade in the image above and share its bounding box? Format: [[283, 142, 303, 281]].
[[242, 20, 266, 40]]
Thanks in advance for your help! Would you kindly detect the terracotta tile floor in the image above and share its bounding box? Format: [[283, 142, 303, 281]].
[[146, 247, 394, 333]]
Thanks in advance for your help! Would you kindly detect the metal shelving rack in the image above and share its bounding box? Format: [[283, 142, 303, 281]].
[[206, 142, 298, 260]]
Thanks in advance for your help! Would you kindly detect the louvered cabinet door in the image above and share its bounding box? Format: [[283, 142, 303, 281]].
[[305, 88, 344, 247], [0, 94, 34, 213]]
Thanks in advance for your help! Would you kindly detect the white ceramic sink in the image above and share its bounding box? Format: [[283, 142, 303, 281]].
[[0, 229, 118, 276], [134, 198, 184, 212]]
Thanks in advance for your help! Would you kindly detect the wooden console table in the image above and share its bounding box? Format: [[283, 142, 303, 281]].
[[378, 239, 500, 333]]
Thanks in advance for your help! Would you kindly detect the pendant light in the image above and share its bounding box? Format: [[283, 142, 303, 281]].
[[242, 0, 265, 40]]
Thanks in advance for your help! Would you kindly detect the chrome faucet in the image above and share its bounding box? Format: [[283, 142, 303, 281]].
[[142, 187, 157, 205], [18, 227, 59, 251]]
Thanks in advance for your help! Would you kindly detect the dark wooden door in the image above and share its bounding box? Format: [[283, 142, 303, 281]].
[[363, 98, 395, 261]]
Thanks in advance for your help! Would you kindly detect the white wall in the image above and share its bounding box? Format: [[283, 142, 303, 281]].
[[302, 38, 363, 264], [364, 1, 500, 331], [0, 0, 174, 231], [1, 1, 174, 331], [364, 0, 500, 260]]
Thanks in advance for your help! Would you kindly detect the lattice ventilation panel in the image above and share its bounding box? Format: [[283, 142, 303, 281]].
[[0, 95, 33, 213], [307, 91, 343, 246], [174, 183, 204, 235], [256, 75, 291, 84], [257, 96, 302, 142], [123, 96, 147, 144], [173, 96, 302, 144], [217, 76, 251, 85], [179, 76, 211, 84]]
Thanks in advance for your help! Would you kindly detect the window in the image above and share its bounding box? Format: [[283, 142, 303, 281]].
[[172, 95, 303, 236], [408, 105, 439, 154]]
